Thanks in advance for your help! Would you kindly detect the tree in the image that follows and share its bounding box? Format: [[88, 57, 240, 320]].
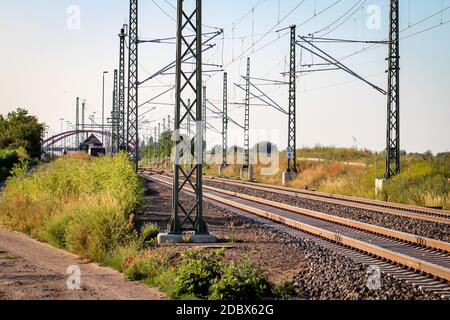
[[0, 108, 44, 158]]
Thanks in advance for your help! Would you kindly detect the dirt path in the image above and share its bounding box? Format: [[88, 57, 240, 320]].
[[0, 228, 164, 300]]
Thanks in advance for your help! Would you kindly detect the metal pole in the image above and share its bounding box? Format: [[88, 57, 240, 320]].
[[118, 26, 127, 151], [158, 123, 161, 160], [203, 86, 207, 152], [385, 0, 400, 179], [66, 121, 70, 149], [75, 98, 80, 148], [244, 58, 251, 167], [112, 69, 119, 154], [287, 25, 298, 175], [154, 126, 157, 162], [102, 71, 108, 146], [127, 0, 139, 171], [169, 0, 208, 235], [82, 100, 86, 142], [222, 72, 228, 165]]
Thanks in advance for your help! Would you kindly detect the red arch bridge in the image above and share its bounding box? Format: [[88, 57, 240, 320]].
[[42, 130, 135, 152]]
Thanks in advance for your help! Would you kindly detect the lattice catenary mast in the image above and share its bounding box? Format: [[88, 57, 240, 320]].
[[82, 99, 86, 141], [286, 25, 298, 176], [222, 72, 228, 165], [118, 25, 127, 151], [167, 0, 209, 236], [202, 86, 207, 152], [127, 0, 139, 170], [244, 58, 251, 168], [385, 0, 400, 180], [111, 69, 119, 154], [75, 97, 80, 148]]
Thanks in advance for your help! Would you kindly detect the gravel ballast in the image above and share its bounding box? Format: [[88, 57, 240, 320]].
[[204, 180, 450, 242], [149, 179, 444, 300]]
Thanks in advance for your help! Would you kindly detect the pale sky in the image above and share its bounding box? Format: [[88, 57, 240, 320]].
[[0, 0, 449, 153]]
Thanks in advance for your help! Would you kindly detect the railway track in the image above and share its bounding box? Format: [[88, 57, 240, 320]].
[[141, 172, 450, 299], [202, 175, 450, 224]]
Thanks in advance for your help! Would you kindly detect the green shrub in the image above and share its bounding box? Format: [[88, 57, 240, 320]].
[[272, 281, 297, 300], [45, 212, 72, 248], [120, 247, 274, 300], [64, 197, 135, 261], [209, 259, 271, 300], [140, 223, 159, 247], [382, 157, 450, 209], [122, 249, 174, 282], [173, 249, 225, 299], [102, 243, 141, 272], [0, 149, 19, 179]]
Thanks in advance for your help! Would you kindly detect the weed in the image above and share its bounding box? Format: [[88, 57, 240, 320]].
[[209, 258, 271, 300], [173, 249, 225, 299], [140, 223, 159, 247]]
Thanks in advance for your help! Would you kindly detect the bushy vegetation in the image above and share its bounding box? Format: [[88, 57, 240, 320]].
[[0, 108, 44, 159], [0, 152, 143, 260], [0, 149, 19, 179], [121, 247, 272, 300], [298, 145, 377, 162], [382, 154, 450, 209], [209, 257, 272, 300], [0, 108, 44, 180]]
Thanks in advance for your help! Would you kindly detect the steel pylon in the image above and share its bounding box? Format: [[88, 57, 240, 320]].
[[111, 69, 119, 155], [244, 58, 251, 167], [385, 0, 400, 180], [82, 100, 86, 142], [287, 25, 298, 175], [127, 0, 139, 170], [222, 72, 228, 165], [168, 0, 208, 235], [75, 97, 80, 148], [202, 86, 207, 152], [118, 26, 127, 152]]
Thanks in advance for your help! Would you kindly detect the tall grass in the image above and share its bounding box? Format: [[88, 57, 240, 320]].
[[0, 152, 143, 260], [383, 157, 450, 209], [202, 147, 449, 210]]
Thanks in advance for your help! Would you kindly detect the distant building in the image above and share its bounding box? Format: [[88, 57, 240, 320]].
[[80, 134, 105, 157]]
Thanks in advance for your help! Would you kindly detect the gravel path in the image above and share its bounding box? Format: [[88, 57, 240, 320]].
[[0, 228, 164, 300], [204, 180, 450, 242]]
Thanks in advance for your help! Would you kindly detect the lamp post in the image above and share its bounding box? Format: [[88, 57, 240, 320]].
[[102, 71, 109, 146], [66, 121, 71, 149], [59, 118, 64, 156]]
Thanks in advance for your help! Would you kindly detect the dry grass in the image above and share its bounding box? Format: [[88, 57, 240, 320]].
[[199, 148, 450, 210]]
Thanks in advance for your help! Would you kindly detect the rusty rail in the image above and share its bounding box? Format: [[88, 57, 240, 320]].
[[145, 173, 450, 283]]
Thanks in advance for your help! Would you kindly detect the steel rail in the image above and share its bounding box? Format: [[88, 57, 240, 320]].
[[150, 173, 450, 253], [144, 173, 450, 283], [204, 175, 450, 219]]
